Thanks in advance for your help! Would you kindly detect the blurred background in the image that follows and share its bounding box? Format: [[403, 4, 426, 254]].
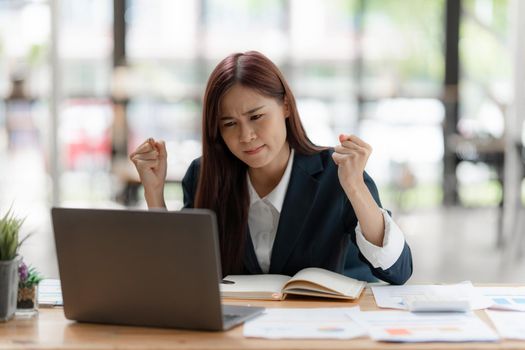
[[0, 0, 524, 283]]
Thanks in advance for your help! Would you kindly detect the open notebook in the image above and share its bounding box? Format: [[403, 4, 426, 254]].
[[220, 267, 366, 301]]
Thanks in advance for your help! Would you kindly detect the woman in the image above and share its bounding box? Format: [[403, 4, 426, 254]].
[[130, 51, 412, 284]]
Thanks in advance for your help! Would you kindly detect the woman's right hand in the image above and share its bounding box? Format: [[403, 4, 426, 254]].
[[129, 138, 167, 208]]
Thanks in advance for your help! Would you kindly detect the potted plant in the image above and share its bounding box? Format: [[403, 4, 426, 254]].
[[0, 208, 28, 321], [17, 260, 43, 315]]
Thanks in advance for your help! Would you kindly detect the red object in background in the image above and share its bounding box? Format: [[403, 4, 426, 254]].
[[66, 128, 112, 170]]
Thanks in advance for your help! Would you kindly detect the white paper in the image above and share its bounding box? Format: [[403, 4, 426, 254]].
[[243, 307, 366, 339], [478, 287, 525, 311], [348, 310, 499, 342], [371, 282, 493, 311], [486, 310, 525, 340], [38, 279, 63, 306]]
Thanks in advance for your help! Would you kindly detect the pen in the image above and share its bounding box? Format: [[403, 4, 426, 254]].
[[221, 279, 235, 284]]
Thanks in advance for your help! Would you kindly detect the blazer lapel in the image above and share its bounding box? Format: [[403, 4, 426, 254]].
[[269, 152, 324, 274], [243, 227, 263, 274]]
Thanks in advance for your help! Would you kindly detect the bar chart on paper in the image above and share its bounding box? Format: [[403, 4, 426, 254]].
[[478, 287, 525, 311], [348, 310, 499, 342], [243, 307, 366, 339]]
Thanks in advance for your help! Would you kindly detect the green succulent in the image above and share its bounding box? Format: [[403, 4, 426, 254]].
[[0, 207, 29, 261]]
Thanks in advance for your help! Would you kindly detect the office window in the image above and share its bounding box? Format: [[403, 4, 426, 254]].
[[204, 0, 287, 60], [457, 0, 511, 206], [1, 0, 513, 211], [358, 0, 445, 209], [0, 1, 50, 211], [58, 0, 114, 204]]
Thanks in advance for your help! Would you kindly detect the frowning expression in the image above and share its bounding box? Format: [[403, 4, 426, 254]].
[[219, 84, 289, 170]]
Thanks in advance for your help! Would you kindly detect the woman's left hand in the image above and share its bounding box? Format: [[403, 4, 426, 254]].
[[332, 134, 372, 192]]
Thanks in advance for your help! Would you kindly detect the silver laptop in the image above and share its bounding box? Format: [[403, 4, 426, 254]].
[[51, 207, 264, 331]]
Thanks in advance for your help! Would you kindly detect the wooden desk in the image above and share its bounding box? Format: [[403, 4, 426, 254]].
[[1, 288, 524, 350]]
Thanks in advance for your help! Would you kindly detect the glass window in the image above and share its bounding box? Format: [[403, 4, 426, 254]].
[[127, 0, 198, 60], [204, 0, 287, 59], [457, 0, 510, 206], [361, 0, 444, 98]]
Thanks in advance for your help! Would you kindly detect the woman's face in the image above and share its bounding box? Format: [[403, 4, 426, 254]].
[[219, 83, 289, 170]]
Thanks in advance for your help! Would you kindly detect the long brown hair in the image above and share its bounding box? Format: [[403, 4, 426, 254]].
[[195, 51, 322, 275]]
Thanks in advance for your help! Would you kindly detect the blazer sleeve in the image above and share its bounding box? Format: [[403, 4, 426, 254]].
[[344, 171, 413, 285], [181, 158, 201, 209]]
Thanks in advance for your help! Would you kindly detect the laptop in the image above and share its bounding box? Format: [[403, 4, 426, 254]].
[[51, 207, 264, 331]]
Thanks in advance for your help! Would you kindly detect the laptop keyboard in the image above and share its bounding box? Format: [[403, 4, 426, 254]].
[[223, 314, 242, 322]]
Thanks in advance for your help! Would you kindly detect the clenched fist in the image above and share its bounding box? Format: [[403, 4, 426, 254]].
[[332, 134, 372, 193], [129, 138, 168, 208]]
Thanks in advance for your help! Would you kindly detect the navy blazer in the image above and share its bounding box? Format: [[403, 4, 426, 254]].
[[181, 149, 413, 285]]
